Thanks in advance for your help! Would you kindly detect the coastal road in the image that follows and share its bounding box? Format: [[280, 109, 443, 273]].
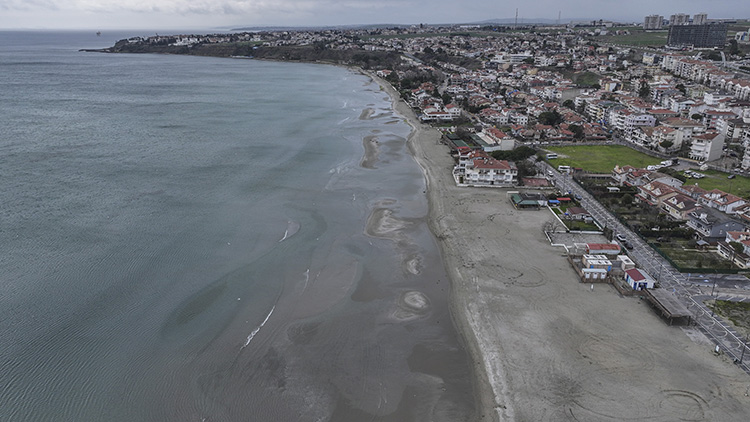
[[539, 162, 750, 374]]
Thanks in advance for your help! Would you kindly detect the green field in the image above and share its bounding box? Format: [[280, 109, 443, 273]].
[[597, 29, 668, 47], [683, 169, 750, 199], [546, 145, 662, 173]]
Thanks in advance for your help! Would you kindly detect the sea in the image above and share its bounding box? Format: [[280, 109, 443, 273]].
[[0, 31, 475, 421]]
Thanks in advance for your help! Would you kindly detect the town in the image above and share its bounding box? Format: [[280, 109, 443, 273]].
[[108, 13, 750, 370]]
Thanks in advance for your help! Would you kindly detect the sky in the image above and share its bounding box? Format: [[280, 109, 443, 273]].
[[0, 0, 746, 31]]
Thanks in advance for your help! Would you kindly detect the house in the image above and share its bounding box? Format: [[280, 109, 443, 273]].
[[625, 268, 655, 291], [686, 209, 746, 244], [461, 156, 518, 186], [566, 206, 592, 221], [699, 189, 746, 215], [717, 231, 750, 268], [611, 165, 636, 186], [662, 194, 701, 220], [635, 181, 679, 207], [677, 183, 708, 200]]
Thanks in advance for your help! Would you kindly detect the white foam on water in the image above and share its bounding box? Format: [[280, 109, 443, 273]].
[[241, 305, 275, 349], [303, 268, 310, 290], [279, 220, 300, 242]]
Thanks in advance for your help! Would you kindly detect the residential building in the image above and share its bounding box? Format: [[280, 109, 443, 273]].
[[667, 22, 728, 48], [644, 15, 664, 30], [693, 13, 708, 26], [686, 209, 745, 243], [662, 194, 701, 220], [636, 181, 679, 206], [669, 13, 690, 26], [699, 189, 747, 214], [688, 132, 725, 161], [717, 231, 750, 268], [459, 155, 517, 186]]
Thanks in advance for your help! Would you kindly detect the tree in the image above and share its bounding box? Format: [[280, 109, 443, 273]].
[[563, 99, 575, 110], [691, 113, 702, 121], [660, 140, 674, 150], [675, 84, 686, 94], [576, 100, 587, 114], [537, 110, 563, 126], [621, 193, 634, 206], [638, 84, 651, 99], [569, 124, 584, 139], [729, 39, 740, 55], [730, 241, 744, 256]]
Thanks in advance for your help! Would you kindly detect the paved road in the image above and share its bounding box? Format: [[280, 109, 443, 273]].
[[539, 161, 750, 373]]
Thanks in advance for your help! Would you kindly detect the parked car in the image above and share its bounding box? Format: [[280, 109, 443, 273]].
[[623, 241, 634, 250], [729, 174, 736, 179], [615, 234, 627, 243]]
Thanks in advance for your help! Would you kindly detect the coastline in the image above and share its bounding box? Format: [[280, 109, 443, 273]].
[[363, 70, 503, 420], [365, 69, 750, 421]]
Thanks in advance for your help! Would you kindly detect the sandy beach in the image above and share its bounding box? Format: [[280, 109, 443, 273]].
[[365, 71, 750, 421]]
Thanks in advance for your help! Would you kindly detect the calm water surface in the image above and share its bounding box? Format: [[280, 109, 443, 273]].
[[0, 31, 475, 421]]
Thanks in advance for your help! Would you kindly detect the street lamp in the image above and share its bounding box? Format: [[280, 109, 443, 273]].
[[711, 277, 717, 296]]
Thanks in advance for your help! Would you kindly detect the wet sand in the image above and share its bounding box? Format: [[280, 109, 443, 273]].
[[365, 70, 750, 421], [360, 135, 380, 169]]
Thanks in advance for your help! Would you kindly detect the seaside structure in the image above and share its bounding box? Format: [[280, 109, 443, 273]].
[[454, 148, 517, 187], [624, 268, 655, 290]]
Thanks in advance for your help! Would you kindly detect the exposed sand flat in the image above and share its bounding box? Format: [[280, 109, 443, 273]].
[[360, 135, 380, 169], [365, 70, 750, 422]]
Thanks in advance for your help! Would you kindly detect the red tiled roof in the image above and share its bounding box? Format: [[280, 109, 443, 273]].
[[587, 243, 621, 251], [625, 268, 646, 281]]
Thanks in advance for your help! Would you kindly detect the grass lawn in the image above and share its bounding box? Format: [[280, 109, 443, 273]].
[[656, 245, 736, 271], [597, 29, 668, 47], [546, 145, 662, 173], [707, 299, 750, 337], [682, 170, 750, 199]]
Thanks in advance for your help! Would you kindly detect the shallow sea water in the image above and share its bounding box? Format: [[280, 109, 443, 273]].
[[0, 31, 474, 421]]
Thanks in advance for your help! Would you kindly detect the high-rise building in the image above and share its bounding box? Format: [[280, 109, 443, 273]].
[[693, 13, 708, 25], [669, 13, 690, 26], [667, 22, 728, 48], [644, 15, 664, 30]]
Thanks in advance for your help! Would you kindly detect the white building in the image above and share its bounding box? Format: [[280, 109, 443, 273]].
[[689, 132, 725, 161], [644, 15, 664, 30], [625, 268, 655, 290]]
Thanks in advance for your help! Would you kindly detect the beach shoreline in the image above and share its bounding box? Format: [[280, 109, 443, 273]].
[[363, 69, 502, 420], [365, 69, 750, 421]]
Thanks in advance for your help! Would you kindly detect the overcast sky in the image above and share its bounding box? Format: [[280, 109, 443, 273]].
[[0, 0, 745, 31]]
